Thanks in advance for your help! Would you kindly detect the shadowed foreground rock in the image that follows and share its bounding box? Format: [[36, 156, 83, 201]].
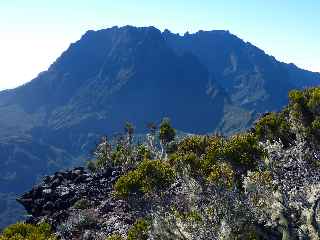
[[16, 167, 140, 239]]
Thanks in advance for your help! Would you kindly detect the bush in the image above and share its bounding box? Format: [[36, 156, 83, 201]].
[[177, 135, 209, 156], [247, 170, 272, 187], [288, 89, 304, 106], [170, 152, 201, 175], [255, 112, 293, 145], [159, 118, 176, 144], [307, 88, 320, 113], [312, 117, 320, 130], [288, 88, 320, 122], [114, 159, 175, 198], [201, 136, 224, 174], [173, 208, 203, 223], [111, 144, 129, 166], [207, 162, 235, 188], [136, 144, 151, 161], [106, 233, 124, 240], [223, 133, 265, 168], [0, 222, 56, 240], [171, 134, 263, 185], [127, 219, 150, 240]]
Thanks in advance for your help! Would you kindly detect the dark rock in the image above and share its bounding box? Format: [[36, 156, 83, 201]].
[[51, 178, 61, 188], [55, 199, 69, 209], [17, 166, 122, 232], [43, 201, 55, 212], [43, 175, 52, 184]]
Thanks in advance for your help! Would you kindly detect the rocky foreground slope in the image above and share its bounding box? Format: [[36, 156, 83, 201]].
[[1, 87, 319, 239]]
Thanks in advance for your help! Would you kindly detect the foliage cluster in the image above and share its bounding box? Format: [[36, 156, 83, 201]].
[[114, 159, 176, 198], [170, 133, 265, 186], [254, 112, 293, 145], [88, 118, 176, 172], [0, 222, 56, 240], [106, 233, 124, 240], [159, 118, 176, 145], [127, 219, 150, 240], [253, 87, 320, 145], [288, 88, 320, 139]]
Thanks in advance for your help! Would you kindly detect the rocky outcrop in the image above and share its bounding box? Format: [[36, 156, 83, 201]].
[[16, 167, 139, 239]]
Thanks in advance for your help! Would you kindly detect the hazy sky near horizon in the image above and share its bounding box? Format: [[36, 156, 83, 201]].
[[0, 0, 319, 90]]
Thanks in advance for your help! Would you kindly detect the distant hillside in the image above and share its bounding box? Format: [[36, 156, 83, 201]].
[[0, 25, 319, 228]]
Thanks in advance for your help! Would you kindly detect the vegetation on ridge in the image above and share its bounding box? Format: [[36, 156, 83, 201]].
[[2, 87, 320, 239], [0, 222, 56, 240]]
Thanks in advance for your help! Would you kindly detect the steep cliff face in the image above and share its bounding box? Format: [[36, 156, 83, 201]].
[[163, 29, 320, 112]]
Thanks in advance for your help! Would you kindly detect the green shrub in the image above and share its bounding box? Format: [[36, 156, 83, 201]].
[[114, 159, 175, 198], [201, 133, 260, 172], [312, 117, 320, 130], [223, 133, 265, 168], [169, 152, 202, 176], [106, 233, 124, 240], [172, 134, 262, 184], [124, 122, 134, 144], [288, 88, 320, 122], [159, 118, 176, 144], [307, 88, 320, 113], [201, 136, 224, 174], [170, 135, 214, 175], [0, 222, 56, 240], [288, 89, 310, 120], [289, 89, 304, 105], [175, 209, 203, 223], [75, 211, 99, 230], [111, 144, 129, 165], [136, 144, 151, 161], [127, 219, 150, 240], [255, 112, 293, 144], [177, 135, 209, 156], [207, 162, 235, 188]]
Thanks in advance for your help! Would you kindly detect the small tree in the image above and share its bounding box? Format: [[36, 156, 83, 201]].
[[146, 122, 159, 159], [94, 136, 112, 169], [125, 122, 134, 146], [159, 118, 176, 159]]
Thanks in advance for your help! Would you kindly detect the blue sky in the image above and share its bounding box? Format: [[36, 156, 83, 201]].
[[0, 0, 319, 90]]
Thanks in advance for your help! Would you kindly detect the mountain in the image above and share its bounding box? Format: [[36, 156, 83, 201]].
[[0, 25, 319, 228]]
